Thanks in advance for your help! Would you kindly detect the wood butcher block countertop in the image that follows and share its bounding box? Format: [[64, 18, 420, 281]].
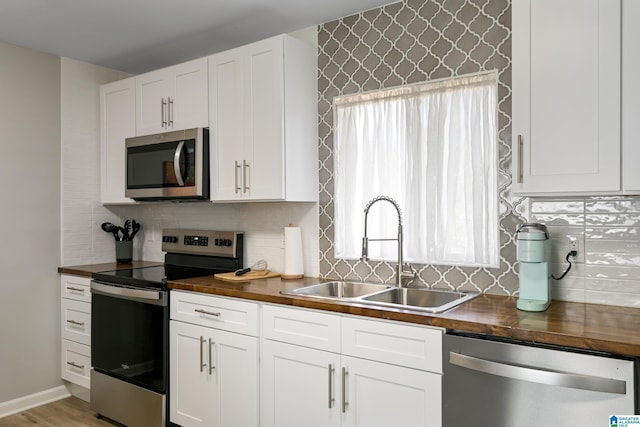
[[57, 263, 640, 357]]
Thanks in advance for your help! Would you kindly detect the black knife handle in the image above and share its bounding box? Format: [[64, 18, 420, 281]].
[[235, 268, 251, 276]]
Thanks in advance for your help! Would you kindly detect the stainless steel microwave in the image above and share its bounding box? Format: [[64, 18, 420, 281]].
[[125, 128, 209, 201]]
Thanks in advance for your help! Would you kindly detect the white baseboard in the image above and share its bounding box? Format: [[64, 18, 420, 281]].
[[0, 385, 71, 418]]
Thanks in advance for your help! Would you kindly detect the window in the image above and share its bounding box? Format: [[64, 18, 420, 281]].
[[333, 71, 499, 268]]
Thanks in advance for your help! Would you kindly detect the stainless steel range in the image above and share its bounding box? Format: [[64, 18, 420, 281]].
[[90, 229, 243, 427]]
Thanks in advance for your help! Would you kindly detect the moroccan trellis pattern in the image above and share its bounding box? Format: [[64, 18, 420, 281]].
[[317, 0, 522, 294]]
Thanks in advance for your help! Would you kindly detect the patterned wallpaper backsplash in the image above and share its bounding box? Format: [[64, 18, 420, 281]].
[[317, 0, 640, 307]]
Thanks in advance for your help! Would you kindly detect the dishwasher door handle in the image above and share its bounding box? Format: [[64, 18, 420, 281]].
[[449, 352, 627, 395]]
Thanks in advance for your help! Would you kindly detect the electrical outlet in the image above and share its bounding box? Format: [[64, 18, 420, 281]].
[[566, 234, 585, 263]]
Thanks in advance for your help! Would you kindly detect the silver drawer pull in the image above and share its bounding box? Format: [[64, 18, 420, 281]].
[[194, 308, 221, 317], [66, 286, 85, 293], [66, 319, 85, 326], [67, 361, 85, 369]]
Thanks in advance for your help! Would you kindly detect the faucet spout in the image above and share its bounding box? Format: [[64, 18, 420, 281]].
[[361, 196, 412, 287]]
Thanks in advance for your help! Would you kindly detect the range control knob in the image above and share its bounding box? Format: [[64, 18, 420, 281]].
[[163, 236, 178, 243]]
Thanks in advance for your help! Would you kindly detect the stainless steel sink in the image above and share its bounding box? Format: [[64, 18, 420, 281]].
[[281, 281, 391, 299], [282, 281, 477, 313], [359, 287, 478, 313]]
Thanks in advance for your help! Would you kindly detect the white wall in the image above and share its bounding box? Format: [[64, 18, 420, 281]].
[[0, 41, 61, 403], [60, 58, 131, 266]]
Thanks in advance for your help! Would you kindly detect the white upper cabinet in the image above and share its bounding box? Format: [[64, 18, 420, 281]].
[[622, 0, 640, 193], [136, 57, 208, 135], [100, 77, 136, 204], [209, 34, 318, 202], [512, 0, 622, 195]]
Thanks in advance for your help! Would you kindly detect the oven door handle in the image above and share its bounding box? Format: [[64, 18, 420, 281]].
[[91, 281, 167, 306]]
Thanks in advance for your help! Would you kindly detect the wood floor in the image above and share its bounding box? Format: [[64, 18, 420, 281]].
[[0, 397, 119, 427]]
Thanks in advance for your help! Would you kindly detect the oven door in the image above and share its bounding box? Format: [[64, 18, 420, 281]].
[[125, 127, 209, 200], [91, 281, 168, 394]]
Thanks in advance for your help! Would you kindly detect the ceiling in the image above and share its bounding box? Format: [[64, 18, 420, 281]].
[[0, 0, 397, 74]]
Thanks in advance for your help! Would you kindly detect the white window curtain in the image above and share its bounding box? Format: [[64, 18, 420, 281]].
[[333, 71, 499, 268]]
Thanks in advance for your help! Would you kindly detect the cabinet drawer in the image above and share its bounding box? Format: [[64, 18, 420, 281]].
[[170, 291, 259, 336], [61, 340, 90, 389], [262, 304, 341, 353], [60, 274, 91, 302], [342, 317, 443, 373], [61, 299, 91, 346]]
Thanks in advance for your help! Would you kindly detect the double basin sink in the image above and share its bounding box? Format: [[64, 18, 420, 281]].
[[282, 280, 478, 313]]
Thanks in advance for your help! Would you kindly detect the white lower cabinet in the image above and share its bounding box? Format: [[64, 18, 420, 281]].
[[341, 355, 440, 427], [59, 274, 92, 389], [169, 291, 259, 427], [262, 340, 341, 427], [261, 304, 443, 427], [170, 294, 443, 427]]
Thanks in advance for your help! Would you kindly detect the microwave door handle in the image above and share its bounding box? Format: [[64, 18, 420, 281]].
[[173, 140, 185, 186]]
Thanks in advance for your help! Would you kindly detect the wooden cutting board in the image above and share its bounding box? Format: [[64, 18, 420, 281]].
[[214, 270, 281, 282]]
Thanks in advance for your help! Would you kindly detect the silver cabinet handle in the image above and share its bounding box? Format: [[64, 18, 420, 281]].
[[449, 352, 627, 395], [66, 286, 85, 293], [66, 319, 85, 326], [235, 161, 241, 194], [168, 97, 174, 126], [67, 361, 85, 369], [209, 338, 216, 375], [194, 308, 221, 317], [173, 140, 185, 186], [161, 98, 167, 127], [199, 336, 206, 373], [342, 367, 348, 413], [328, 364, 335, 408], [242, 160, 250, 193], [517, 134, 524, 184]]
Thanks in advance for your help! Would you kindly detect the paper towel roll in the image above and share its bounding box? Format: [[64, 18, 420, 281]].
[[282, 226, 304, 279]]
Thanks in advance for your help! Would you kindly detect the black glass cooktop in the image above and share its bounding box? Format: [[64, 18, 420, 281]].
[[92, 265, 228, 290], [92, 252, 242, 290]]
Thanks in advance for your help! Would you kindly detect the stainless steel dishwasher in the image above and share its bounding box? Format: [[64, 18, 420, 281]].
[[444, 332, 638, 426]]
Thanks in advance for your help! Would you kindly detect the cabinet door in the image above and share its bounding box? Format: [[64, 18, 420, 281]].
[[136, 69, 171, 135], [171, 58, 208, 131], [262, 340, 341, 427], [214, 328, 259, 427], [170, 321, 215, 427], [622, 0, 640, 193], [512, 0, 621, 195], [170, 320, 258, 427], [243, 36, 285, 200], [341, 355, 441, 427], [209, 49, 246, 200], [100, 78, 136, 204]]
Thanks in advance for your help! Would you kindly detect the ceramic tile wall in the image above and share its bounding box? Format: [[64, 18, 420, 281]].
[[524, 197, 640, 307], [317, 0, 640, 307], [318, 0, 519, 294]]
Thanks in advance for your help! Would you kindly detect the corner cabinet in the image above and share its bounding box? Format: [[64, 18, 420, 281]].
[[512, 0, 622, 195], [100, 78, 136, 204], [208, 34, 318, 202], [261, 305, 443, 427], [169, 291, 259, 427], [60, 274, 92, 389], [136, 57, 208, 136]]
